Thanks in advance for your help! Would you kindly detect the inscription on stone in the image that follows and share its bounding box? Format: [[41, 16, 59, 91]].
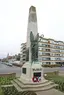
[[33, 68, 42, 71]]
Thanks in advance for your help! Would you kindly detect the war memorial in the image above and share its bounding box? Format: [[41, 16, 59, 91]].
[[11, 6, 56, 91], [0, 5, 64, 95], [11, 6, 64, 95]]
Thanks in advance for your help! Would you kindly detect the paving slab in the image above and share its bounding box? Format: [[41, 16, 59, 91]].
[[59, 71, 64, 76], [1, 85, 13, 87], [36, 89, 64, 95]]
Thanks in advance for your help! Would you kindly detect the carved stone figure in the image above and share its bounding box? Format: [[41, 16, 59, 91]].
[[30, 31, 39, 62]]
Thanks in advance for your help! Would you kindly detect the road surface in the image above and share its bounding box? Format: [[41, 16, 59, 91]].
[[0, 62, 64, 77]]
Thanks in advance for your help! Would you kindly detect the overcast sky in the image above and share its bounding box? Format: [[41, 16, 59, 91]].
[[0, 0, 64, 58]]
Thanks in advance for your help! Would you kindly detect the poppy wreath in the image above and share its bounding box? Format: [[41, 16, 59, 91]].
[[32, 77, 38, 82]]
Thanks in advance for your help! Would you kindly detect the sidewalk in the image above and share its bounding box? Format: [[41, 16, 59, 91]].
[[36, 89, 64, 95]]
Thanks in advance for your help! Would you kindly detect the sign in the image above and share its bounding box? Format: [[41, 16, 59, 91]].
[[33, 68, 42, 71]]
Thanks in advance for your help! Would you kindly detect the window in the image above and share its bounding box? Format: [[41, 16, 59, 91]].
[[42, 44, 47, 47], [22, 68, 26, 74]]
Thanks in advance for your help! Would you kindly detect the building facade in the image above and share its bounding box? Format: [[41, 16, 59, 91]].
[[20, 43, 27, 64], [38, 36, 64, 64]]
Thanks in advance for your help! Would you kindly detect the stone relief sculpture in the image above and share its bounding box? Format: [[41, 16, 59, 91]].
[[26, 48, 29, 61], [30, 31, 39, 62]]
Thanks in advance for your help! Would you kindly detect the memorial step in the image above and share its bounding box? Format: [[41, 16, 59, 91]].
[[18, 78, 49, 85], [13, 79, 54, 88], [12, 79, 57, 92], [12, 81, 22, 92]]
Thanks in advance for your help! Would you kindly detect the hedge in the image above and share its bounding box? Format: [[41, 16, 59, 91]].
[[0, 73, 16, 85], [44, 72, 64, 92], [0, 87, 4, 95], [2, 86, 37, 95], [42, 64, 61, 67]]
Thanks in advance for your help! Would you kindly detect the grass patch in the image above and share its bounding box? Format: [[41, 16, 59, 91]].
[[44, 72, 64, 92], [0, 73, 16, 85]]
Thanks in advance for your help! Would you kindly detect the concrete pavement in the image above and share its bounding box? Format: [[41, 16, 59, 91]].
[[36, 89, 64, 95]]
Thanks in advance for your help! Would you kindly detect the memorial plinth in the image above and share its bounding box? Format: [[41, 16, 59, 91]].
[[20, 62, 45, 83], [12, 62, 57, 92]]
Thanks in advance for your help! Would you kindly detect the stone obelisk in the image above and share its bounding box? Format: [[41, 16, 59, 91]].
[[27, 6, 38, 62]]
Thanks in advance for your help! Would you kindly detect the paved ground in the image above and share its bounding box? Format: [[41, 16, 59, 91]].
[[0, 63, 21, 77], [59, 71, 64, 76], [36, 89, 64, 95]]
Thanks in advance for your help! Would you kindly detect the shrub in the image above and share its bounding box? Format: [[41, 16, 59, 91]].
[[20, 91, 37, 95], [0, 73, 16, 85], [0, 87, 4, 95], [44, 71, 59, 78], [2, 86, 18, 95], [2, 86, 37, 95], [42, 64, 61, 67], [44, 72, 64, 92]]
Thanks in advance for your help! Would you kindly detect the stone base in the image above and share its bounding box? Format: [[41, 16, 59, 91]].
[[19, 75, 47, 84], [12, 78, 57, 92], [20, 62, 44, 83], [12, 62, 57, 92]]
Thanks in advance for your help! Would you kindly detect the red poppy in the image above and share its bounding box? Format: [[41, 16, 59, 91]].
[[32, 77, 38, 82]]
